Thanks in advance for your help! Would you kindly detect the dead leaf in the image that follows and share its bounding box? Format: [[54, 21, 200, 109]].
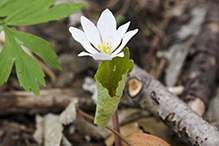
[[44, 114, 63, 146], [33, 114, 44, 145], [123, 132, 171, 146], [33, 113, 64, 146], [105, 122, 143, 146], [59, 99, 78, 125], [62, 135, 73, 146]]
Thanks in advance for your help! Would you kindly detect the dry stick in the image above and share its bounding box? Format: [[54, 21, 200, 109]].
[[0, 88, 93, 115], [126, 64, 219, 145], [181, 5, 219, 117], [78, 109, 134, 146], [24, 138, 32, 146], [141, 35, 160, 71], [0, 120, 35, 133], [154, 57, 167, 79], [144, 0, 189, 73]]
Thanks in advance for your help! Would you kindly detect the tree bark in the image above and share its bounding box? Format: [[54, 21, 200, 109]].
[[126, 64, 219, 146]]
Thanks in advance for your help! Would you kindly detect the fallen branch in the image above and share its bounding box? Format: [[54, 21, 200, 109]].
[[126, 64, 219, 145], [181, 4, 219, 117], [0, 88, 95, 115]]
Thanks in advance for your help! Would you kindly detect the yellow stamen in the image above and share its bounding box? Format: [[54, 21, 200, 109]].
[[97, 41, 112, 54]]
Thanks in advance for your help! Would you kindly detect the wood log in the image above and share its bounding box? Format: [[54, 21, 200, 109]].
[[181, 4, 219, 116], [126, 64, 219, 146], [0, 88, 95, 115]]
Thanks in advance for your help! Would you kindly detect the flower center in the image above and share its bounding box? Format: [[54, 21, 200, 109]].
[[97, 42, 112, 54]]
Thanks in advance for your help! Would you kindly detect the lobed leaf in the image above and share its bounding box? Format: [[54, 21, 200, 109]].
[[0, 33, 14, 87], [3, 0, 56, 22], [7, 27, 61, 70], [3, 0, 86, 26], [0, 0, 86, 95], [0, 25, 45, 95], [0, 0, 8, 7], [0, 0, 34, 17]]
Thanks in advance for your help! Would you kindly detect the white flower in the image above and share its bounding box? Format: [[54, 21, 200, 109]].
[[69, 9, 138, 60]]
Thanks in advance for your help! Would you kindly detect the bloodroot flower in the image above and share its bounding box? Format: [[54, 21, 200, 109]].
[[69, 9, 138, 60]]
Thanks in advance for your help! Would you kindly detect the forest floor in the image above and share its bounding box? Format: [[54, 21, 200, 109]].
[[1, 0, 219, 146]]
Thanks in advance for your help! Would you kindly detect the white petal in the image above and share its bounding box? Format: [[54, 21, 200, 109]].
[[81, 16, 101, 48], [97, 9, 116, 43], [92, 53, 113, 60], [112, 29, 138, 55], [111, 21, 130, 51], [114, 52, 124, 58], [78, 51, 93, 57], [69, 27, 99, 54]]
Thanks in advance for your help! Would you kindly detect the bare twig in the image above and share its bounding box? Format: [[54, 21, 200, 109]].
[[154, 57, 167, 79], [78, 109, 134, 146], [0, 120, 35, 133]]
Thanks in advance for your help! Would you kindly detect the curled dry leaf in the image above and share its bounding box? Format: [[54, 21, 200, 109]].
[[62, 134, 73, 146], [33, 114, 64, 146], [33, 114, 44, 145], [163, 41, 190, 87], [44, 114, 64, 146], [167, 86, 184, 95], [59, 99, 78, 125], [122, 132, 171, 146], [82, 76, 98, 103]]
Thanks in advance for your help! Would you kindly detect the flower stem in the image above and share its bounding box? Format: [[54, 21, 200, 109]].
[[112, 108, 122, 146], [106, 61, 113, 96], [106, 61, 122, 146]]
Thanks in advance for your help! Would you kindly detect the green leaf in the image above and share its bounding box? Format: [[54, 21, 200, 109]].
[[3, 0, 86, 26], [94, 72, 129, 128], [0, 25, 3, 32], [7, 27, 61, 70], [0, 0, 8, 7], [95, 47, 134, 96], [0, 0, 85, 95], [94, 80, 113, 128], [0, 0, 34, 17], [0, 0, 9, 12], [94, 48, 134, 128], [2, 0, 56, 21], [0, 32, 14, 87], [0, 25, 45, 95]]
